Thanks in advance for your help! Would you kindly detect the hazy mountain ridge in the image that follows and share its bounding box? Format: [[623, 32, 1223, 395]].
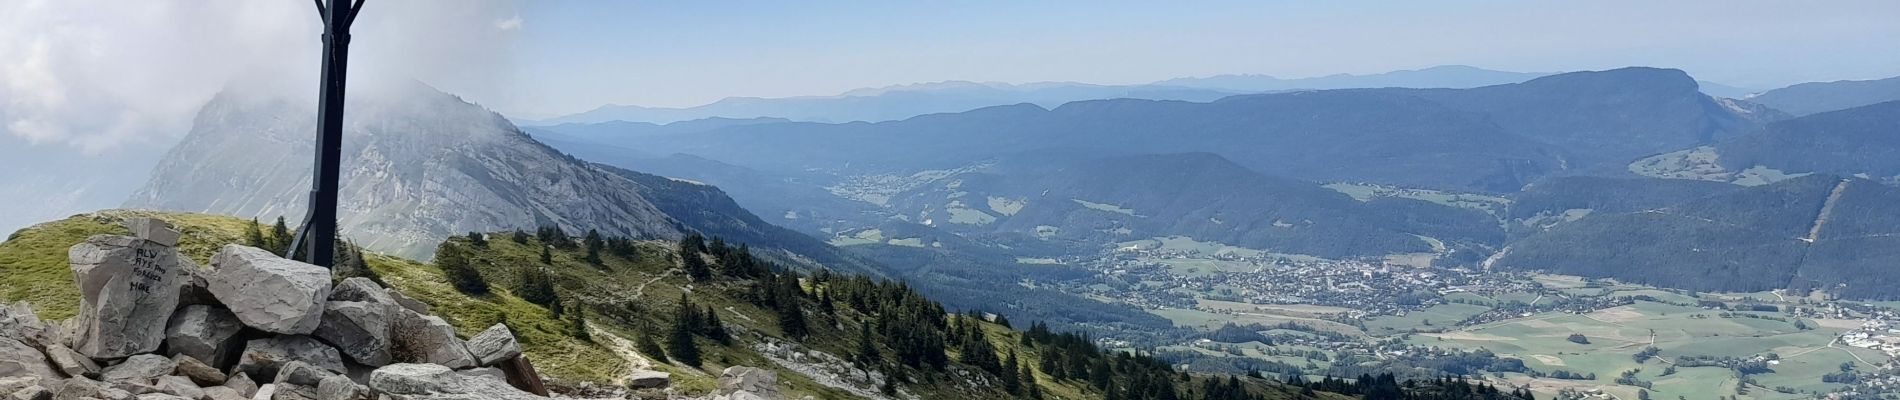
[[525, 82, 1239, 126], [1747, 75, 1900, 116], [528, 65, 1561, 126], [123, 83, 695, 260], [1154, 65, 1546, 92]]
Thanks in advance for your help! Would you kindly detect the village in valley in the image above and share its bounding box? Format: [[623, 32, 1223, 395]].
[[1022, 235, 1900, 400]]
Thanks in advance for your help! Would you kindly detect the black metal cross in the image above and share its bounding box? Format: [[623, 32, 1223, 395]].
[[289, 0, 365, 268]]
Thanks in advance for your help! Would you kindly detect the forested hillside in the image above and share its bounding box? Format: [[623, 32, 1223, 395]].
[[1493, 176, 1900, 298]]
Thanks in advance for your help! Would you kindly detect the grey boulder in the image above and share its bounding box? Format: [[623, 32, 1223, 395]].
[[55, 376, 134, 400], [367, 363, 544, 400], [8, 385, 48, 400], [313, 375, 361, 400], [172, 355, 227, 386], [390, 312, 475, 369], [234, 336, 344, 383], [465, 324, 521, 367], [207, 245, 332, 335], [153, 376, 204, 400], [68, 235, 186, 359], [311, 302, 392, 367], [99, 354, 174, 384], [203, 386, 247, 400], [385, 289, 429, 315], [327, 278, 393, 306], [0, 302, 61, 350], [716, 366, 778, 397], [42, 344, 98, 378], [223, 373, 259, 398], [124, 218, 181, 248], [164, 305, 244, 369], [627, 370, 670, 389]]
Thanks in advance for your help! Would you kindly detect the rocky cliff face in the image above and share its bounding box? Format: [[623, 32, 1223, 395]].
[[124, 84, 684, 260]]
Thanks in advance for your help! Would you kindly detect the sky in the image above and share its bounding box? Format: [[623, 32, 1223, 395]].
[[500, 0, 1900, 116], [0, 0, 1898, 236]]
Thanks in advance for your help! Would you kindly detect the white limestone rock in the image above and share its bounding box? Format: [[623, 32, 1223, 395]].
[[68, 235, 185, 359], [207, 245, 332, 335]]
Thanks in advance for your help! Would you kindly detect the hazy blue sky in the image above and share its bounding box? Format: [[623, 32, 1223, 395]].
[[496, 0, 1900, 115]]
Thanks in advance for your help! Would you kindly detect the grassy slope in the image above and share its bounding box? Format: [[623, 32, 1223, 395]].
[[7, 210, 1218, 399]]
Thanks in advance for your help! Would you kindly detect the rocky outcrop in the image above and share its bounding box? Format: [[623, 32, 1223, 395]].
[[0, 218, 548, 400], [67, 232, 185, 359], [206, 245, 332, 335]]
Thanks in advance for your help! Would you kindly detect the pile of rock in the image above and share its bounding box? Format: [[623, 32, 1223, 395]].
[[0, 218, 548, 400]]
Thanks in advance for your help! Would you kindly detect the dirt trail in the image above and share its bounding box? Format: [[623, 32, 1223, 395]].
[[631, 268, 678, 299], [587, 322, 652, 386], [1803, 179, 1851, 242]]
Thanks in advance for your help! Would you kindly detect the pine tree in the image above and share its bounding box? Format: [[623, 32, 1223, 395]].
[[703, 305, 730, 345], [435, 242, 488, 295], [539, 245, 553, 264], [1020, 363, 1040, 399], [583, 229, 604, 265], [571, 303, 590, 341], [270, 216, 293, 256], [636, 328, 667, 362], [667, 304, 702, 366], [244, 218, 267, 248], [856, 323, 879, 365], [682, 247, 712, 281], [516, 267, 560, 309], [775, 275, 809, 338], [1002, 350, 1022, 394], [510, 229, 529, 244]]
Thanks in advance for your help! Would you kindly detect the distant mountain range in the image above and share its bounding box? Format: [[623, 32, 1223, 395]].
[[560, 67, 1760, 193], [1152, 65, 1547, 92], [1746, 76, 1900, 116], [525, 65, 1780, 127], [525, 65, 1544, 126], [535, 67, 1900, 299]]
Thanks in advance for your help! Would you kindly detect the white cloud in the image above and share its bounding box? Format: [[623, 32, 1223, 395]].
[[0, 0, 519, 154], [496, 15, 523, 31]]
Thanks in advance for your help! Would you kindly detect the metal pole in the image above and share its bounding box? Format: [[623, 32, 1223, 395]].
[[290, 0, 363, 267]]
